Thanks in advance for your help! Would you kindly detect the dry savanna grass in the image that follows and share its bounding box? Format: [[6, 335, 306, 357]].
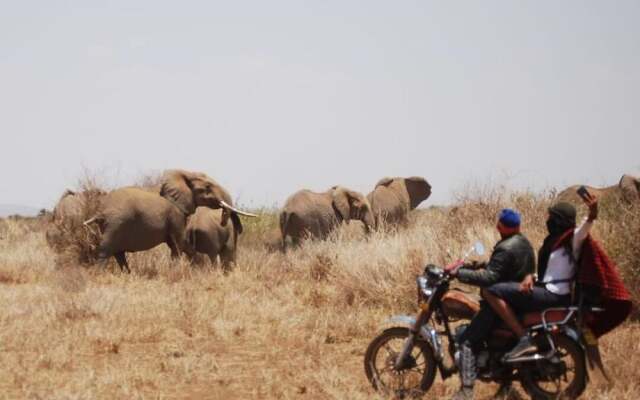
[[0, 186, 638, 399]]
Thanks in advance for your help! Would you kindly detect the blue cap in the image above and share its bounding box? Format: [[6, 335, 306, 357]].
[[498, 208, 521, 228]]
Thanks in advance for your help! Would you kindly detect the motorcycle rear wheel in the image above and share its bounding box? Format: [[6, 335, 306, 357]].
[[364, 327, 437, 399], [520, 334, 587, 400]]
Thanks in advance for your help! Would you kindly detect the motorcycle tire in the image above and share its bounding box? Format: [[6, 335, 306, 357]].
[[521, 334, 587, 400], [364, 327, 437, 399]]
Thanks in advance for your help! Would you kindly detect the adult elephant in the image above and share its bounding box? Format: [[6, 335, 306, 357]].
[[367, 176, 432, 229], [279, 186, 374, 252], [185, 207, 240, 271], [46, 188, 105, 250], [84, 169, 255, 272], [556, 174, 640, 205]]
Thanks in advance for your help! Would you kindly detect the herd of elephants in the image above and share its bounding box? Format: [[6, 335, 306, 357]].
[[44, 169, 640, 273]]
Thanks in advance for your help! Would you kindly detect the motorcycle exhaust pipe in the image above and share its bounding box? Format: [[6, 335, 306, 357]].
[[502, 350, 555, 364]]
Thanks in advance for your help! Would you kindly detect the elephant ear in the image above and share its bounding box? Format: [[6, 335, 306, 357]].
[[61, 189, 76, 199], [375, 177, 394, 188], [619, 174, 640, 202], [332, 186, 352, 222], [405, 176, 432, 210], [160, 170, 196, 215]]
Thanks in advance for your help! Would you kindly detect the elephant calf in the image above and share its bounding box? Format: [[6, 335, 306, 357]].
[[279, 186, 374, 252], [185, 207, 240, 270]]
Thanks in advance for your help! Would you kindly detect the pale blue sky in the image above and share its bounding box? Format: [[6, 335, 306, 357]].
[[1, 1, 639, 210]]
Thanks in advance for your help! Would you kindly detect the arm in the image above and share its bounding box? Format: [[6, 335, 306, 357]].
[[572, 218, 593, 248], [457, 248, 512, 287], [572, 193, 597, 258]]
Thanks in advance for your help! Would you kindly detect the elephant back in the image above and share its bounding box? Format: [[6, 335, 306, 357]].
[[283, 190, 333, 215], [556, 183, 623, 206]]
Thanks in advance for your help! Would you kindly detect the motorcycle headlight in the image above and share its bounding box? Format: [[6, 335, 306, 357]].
[[417, 276, 433, 302]]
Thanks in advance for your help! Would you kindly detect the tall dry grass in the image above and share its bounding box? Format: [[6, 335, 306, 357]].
[[0, 185, 638, 399]]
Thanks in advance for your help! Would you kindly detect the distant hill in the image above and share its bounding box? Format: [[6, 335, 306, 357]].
[[0, 204, 41, 218]]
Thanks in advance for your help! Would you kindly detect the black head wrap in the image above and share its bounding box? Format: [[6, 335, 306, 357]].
[[538, 202, 577, 279]]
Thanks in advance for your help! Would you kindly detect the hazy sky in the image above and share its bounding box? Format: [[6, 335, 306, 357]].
[[2, 1, 639, 210]]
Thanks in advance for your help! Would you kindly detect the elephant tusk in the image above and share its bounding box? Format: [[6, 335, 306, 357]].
[[219, 200, 258, 217], [83, 217, 97, 226]]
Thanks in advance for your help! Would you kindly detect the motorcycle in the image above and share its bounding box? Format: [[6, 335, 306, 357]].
[[364, 241, 604, 399]]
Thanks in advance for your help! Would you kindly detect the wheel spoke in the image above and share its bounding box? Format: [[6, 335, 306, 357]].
[[383, 343, 396, 357]]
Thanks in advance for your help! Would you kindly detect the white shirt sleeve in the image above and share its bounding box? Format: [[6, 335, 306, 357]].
[[572, 217, 593, 260]]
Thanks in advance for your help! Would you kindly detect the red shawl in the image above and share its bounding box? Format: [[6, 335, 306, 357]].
[[576, 236, 633, 337]]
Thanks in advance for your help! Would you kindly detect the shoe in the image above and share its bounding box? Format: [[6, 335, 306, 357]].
[[504, 335, 536, 360], [451, 387, 474, 400]]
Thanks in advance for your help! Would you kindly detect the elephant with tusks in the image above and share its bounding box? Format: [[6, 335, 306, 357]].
[[84, 169, 255, 272], [279, 186, 374, 252], [367, 176, 431, 230]]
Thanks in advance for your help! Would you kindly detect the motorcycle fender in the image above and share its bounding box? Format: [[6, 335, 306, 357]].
[[561, 326, 584, 350], [384, 315, 444, 361], [566, 325, 611, 383], [561, 326, 593, 381]]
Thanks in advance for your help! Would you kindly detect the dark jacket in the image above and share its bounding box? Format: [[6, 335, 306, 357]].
[[457, 233, 535, 287]]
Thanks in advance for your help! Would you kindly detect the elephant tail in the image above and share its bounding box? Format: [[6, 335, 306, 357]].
[[279, 211, 290, 250], [186, 225, 197, 251]]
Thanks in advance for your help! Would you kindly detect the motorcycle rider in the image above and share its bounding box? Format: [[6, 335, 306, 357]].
[[482, 193, 598, 361], [445, 208, 535, 400]]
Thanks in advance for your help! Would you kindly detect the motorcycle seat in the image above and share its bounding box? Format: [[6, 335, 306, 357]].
[[490, 309, 576, 338], [522, 309, 572, 327]]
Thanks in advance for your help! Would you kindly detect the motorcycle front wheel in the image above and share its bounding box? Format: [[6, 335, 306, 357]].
[[364, 327, 437, 399], [520, 334, 587, 400]]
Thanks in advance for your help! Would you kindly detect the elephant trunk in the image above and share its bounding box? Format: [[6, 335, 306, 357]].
[[362, 208, 375, 233]]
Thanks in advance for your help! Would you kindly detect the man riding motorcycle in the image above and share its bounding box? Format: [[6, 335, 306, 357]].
[[445, 208, 535, 400]]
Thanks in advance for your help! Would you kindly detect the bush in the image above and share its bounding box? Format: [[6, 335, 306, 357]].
[[47, 179, 105, 266]]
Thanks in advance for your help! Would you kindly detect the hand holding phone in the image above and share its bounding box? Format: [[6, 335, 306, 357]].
[[576, 185, 598, 220], [577, 185, 591, 201]]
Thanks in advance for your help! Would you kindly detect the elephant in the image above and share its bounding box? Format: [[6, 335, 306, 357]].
[[84, 169, 255, 272], [556, 174, 640, 205], [185, 207, 240, 270], [366, 176, 432, 229], [46, 188, 105, 250], [279, 186, 374, 252]]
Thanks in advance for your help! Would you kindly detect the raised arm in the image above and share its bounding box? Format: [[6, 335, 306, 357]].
[[572, 191, 598, 258]]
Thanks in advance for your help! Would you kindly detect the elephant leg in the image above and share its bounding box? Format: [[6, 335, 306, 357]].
[[207, 254, 218, 267], [114, 252, 130, 273], [97, 242, 113, 266], [166, 236, 181, 259], [220, 246, 235, 272]]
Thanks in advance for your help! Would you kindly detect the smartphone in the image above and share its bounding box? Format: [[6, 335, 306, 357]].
[[576, 185, 590, 201]]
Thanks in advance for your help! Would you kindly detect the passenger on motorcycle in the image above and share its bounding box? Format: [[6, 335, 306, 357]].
[[445, 208, 535, 400], [482, 193, 598, 362]]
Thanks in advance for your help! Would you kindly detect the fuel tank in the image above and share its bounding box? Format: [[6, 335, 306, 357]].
[[441, 289, 480, 320]]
